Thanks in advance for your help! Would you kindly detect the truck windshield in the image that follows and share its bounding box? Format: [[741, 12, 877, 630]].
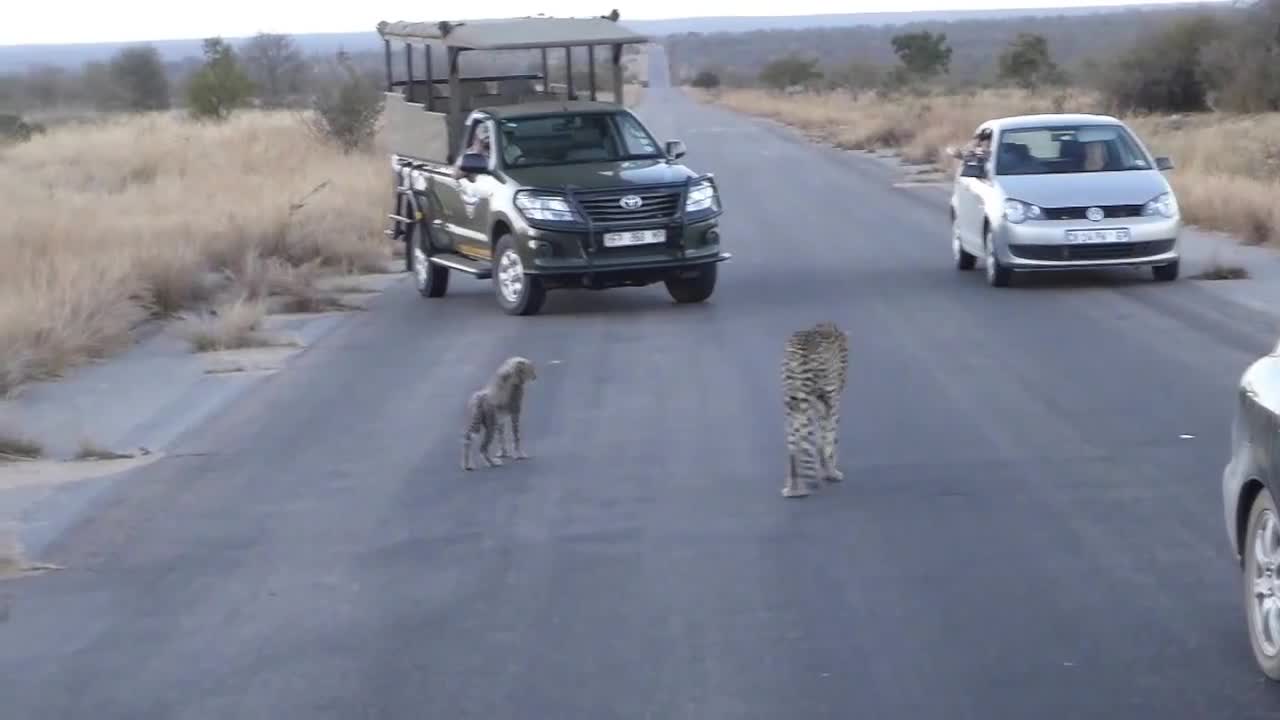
[[995, 124, 1152, 175], [498, 112, 664, 168]]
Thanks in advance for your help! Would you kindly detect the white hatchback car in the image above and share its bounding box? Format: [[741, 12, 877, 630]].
[[948, 113, 1182, 287]]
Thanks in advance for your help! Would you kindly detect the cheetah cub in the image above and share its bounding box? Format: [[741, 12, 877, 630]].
[[461, 356, 537, 471], [780, 321, 849, 498]]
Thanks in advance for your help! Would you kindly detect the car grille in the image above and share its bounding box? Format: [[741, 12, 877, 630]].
[[1041, 204, 1146, 221], [1009, 239, 1175, 262], [574, 188, 682, 225]]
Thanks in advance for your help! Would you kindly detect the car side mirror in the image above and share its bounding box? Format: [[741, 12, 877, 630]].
[[459, 152, 489, 176], [1155, 156, 1174, 171], [960, 160, 987, 179], [665, 139, 686, 160]]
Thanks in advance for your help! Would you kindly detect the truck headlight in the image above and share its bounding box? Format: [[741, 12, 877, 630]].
[[515, 192, 579, 223], [685, 180, 718, 213], [1141, 192, 1178, 219], [1003, 198, 1042, 224]]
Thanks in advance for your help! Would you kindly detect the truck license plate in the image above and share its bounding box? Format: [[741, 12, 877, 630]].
[[603, 228, 666, 248], [1066, 228, 1130, 244]]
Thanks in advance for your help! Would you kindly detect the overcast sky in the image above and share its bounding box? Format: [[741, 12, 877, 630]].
[[5, 0, 1203, 46]]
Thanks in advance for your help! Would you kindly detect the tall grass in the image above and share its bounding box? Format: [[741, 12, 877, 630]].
[[0, 110, 391, 395], [707, 87, 1280, 246]]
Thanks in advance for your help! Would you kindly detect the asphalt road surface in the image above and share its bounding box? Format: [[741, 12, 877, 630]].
[[4, 48, 1280, 720]]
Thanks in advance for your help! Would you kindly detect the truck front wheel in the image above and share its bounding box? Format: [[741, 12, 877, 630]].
[[665, 263, 717, 304], [493, 234, 546, 316]]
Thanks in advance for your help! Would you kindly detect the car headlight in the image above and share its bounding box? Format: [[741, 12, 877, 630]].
[[1142, 192, 1178, 219], [514, 192, 579, 223], [685, 180, 718, 213], [1003, 198, 1043, 224]]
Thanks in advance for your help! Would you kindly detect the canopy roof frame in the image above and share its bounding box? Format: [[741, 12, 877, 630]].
[[375, 12, 648, 51], [378, 11, 645, 163]]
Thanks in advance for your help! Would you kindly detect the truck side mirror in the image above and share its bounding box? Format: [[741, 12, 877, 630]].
[[665, 140, 686, 160], [459, 152, 489, 176]]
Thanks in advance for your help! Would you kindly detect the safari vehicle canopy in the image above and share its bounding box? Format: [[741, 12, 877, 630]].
[[376, 12, 649, 164]]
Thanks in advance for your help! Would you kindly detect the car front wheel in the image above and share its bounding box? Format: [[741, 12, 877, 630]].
[[984, 228, 1013, 287], [492, 234, 546, 316], [953, 215, 976, 271], [1244, 487, 1280, 681]]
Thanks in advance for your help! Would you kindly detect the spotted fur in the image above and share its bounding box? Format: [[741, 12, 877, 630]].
[[461, 356, 537, 471], [780, 321, 849, 498]]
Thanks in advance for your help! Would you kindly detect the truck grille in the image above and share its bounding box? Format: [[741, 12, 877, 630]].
[[1041, 204, 1145, 221], [1009, 239, 1175, 262], [575, 189, 682, 225]]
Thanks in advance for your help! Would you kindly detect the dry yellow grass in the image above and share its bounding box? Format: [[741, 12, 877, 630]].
[[706, 87, 1280, 246], [0, 421, 43, 461], [0, 110, 391, 395], [181, 295, 294, 353]]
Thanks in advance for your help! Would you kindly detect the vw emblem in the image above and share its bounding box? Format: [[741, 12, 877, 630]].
[[1085, 206, 1104, 222], [619, 194, 643, 210]]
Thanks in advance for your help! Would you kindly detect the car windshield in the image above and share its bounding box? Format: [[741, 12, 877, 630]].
[[995, 124, 1152, 176], [498, 112, 664, 168]]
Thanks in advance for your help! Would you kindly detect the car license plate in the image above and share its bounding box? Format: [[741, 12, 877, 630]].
[[1066, 228, 1131, 244], [603, 228, 666, 248]]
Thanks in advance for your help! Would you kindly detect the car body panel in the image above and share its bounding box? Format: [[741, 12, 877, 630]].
[[949, 113, 1181, 272], [995, 171, 1169, 209], [1224, 341, 1280, 562]]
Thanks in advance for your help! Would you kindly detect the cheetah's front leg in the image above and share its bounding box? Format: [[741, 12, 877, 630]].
[[511, 410, 527, 460]]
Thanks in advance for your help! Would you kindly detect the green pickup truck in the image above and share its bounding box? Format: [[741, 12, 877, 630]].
[[378, 14, 729, 315]]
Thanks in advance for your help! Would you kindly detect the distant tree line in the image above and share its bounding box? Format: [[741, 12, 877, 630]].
[[0, 34, 402, 118], [676, 0, 1280, 114], [0, 32, 402, 150]]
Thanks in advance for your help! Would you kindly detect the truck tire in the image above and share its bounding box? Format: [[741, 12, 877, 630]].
[[493, 234, 546, 316], [665, 263, 717, 304], [410, 223, 449, 298], [397, 192, 414, 273]]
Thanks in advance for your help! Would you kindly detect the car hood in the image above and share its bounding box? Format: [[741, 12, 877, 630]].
[[995, 170, 1170, 207], [503, 159, 697, 191]]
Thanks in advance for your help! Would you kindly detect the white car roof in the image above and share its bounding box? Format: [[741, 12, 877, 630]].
[[984, 113, 1124, 132]]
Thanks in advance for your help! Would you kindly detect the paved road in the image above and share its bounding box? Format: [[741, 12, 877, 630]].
[[4, 47, 1280, 719]]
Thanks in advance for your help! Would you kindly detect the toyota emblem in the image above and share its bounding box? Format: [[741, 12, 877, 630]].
[[1085, 206, 1104, 222], [619, 195, 643, 210]]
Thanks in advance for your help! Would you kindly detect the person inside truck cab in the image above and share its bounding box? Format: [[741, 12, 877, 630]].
[[466, 123, 491, 161]]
